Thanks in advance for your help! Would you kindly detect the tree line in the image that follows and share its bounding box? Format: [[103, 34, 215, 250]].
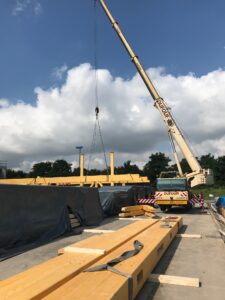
[[5, 152, 225, 185]]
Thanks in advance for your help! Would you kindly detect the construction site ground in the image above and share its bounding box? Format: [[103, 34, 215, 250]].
[[1, 204, 225, 300]]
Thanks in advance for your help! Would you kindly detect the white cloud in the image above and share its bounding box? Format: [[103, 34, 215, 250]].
[[12, 0, 42, 16], [52, 65, 68, 81], [15, 160, 37, 172], [0, 99, 9, 108], [33, 1, 42, 15], [1, 63, 225, 171]]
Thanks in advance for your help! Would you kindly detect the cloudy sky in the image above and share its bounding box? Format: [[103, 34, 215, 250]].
[[0, 0, 225, 171]]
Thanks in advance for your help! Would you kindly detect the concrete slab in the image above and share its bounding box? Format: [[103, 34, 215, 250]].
[[0, 217, 134, 280], [0, 207, 224, 300], [137, 208, 225, 300]]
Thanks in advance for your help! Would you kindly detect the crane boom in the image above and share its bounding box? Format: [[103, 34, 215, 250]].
[[98, 0, 213, 187]]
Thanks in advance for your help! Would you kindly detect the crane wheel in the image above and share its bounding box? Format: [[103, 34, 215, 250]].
[[159, 205, 167, 212], [184, 203, 193, 211]]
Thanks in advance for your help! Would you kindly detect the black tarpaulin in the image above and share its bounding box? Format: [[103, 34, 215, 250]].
[[99, 186, 136, 216], [63, 186, 104, 226], [0, 185, 103, 260], [98, 185, 154, 216], [0, 184, 71, 260]]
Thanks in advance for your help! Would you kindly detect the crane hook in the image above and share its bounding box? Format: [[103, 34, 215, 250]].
[[95, 106, 99, 118]]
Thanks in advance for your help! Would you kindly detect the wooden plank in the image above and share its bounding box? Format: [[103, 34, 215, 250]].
[[145, 212, 154, 218], [71, 224, 80, 228], [119, 210, 145, 218], [44, 217, 183, 300], [70, 223, 80, 227], [176, 234, 202, 239], [141, 205, 156, 213], [149, 274, 200, 287], [83, 229, 115, 233], [219, 229, 225, 237], [118, 217, 146, 221], [70, 217, 80, 220], [0, 220, 158, 300], [161, 216, 180, 222], [0, 173, 150, 186], [59, 219, 158, 254], [121, 205, 143, 212], [70, 220, 80, 225], [63, 247, 106, 255], [120, 205, 155, 213], [0, 253, 102, 300]]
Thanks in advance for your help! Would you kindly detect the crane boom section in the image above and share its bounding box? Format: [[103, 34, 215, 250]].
[[98, 0, 201, 173]]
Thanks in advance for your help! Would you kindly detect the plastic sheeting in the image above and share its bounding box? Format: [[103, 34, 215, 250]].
[[0, 185, 104, 260], [216, 196, 225, 208], [63, 186, 104, 226], [99, 185, 153, 216]]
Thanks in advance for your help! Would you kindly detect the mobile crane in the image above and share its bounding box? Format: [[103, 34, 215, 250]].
[[98, 0, 214, 210]]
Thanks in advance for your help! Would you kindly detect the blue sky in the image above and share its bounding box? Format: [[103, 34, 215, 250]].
[[1, 0, 225, 103], [1, 0, 225, 170]]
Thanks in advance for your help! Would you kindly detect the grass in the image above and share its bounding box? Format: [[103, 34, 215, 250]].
[[192, 186, 225, 199]]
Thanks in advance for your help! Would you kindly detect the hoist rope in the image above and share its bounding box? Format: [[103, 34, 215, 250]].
[[87, 121, 97, 172], [87, 0, 109, 175], [97, 116, 109, 175], [93, 0, 99, 110]]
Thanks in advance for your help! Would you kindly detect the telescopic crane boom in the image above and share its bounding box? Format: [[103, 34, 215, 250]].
[[98, 0, 213, 187]]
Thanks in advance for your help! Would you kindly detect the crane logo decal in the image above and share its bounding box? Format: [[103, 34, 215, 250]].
[[155, 98, 174, 127]]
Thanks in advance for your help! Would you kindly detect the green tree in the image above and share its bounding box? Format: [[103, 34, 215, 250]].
[[123, 160, 140, 174], [90, 169, 103, 175], [50, 160, 72, 177], [72, 167, 81, 176], [6, 169, 27, 178], [143, 152, 171, 182], [179, 158, 192, 174], [115, 160, 140, 174], [29, 161, 52, 177], [199, 153, 216, 170], [215, 156, 225, 184], [72, 167, 102, 176]]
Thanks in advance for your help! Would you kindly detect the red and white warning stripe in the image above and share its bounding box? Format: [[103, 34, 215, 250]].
[[180, 192, 188, 197], [154, 192, 162, 197], [189, 193, 204, 207], [137, 198, 155, 204]]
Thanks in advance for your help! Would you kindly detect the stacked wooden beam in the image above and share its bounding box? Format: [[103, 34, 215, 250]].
[[119, 205, 156, 218], [69, 213, 81, 228], [0, 220, 157, 299], [0, 217, 183, 300], [58, 219, 158, 255], [44, 217, 183, 300]]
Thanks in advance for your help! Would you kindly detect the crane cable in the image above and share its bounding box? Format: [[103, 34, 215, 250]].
[[87, 0, 109, 175]]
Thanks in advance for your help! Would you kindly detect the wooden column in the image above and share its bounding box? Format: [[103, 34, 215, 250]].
[[110, 151, 115, 186]]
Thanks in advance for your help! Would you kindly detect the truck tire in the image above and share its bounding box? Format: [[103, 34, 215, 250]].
[[159, 205, 167, 212], [184, 203, 193, 211]]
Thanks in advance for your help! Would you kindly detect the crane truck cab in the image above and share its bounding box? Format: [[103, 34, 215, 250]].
[[155, 177, 191, 211]]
